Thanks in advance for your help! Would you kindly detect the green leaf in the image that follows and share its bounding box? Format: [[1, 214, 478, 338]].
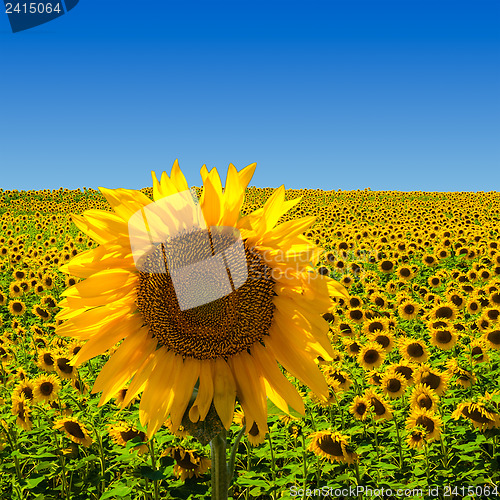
[[25, 476, 45, 489], [100, 485, 133, 499]]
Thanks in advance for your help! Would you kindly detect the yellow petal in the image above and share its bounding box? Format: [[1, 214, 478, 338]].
[[189, 359, 215, 423], [251, 342, 305, 415], [213, 358, 236, 430], [265, 324, 329, 402], [62, 269, 137, 298], [170, 159, 189, 192], [228, 352, 268, 433], [169, 357, 201, 430], [92, 327, 157, 405], [99, 187, 152, 222], [71, 313, 144, 366], [200, 174, 222, 227]]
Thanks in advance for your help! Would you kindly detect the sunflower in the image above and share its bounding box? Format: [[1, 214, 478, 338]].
[[8, 300, 26, 316], [380, 372, 407, 399], [54, 417, 93, 447], [484, 329, 500, 349], [350, 396, 371, 421], [108, 423, 148, 454], [358, 342, 386, 370], [337, 320, 356, 337], [406, 408, 442, 442], [233, 409, 267, 446], [406, 427, 427, 449], [409, 384, 439, 413], [452, 402, 500, 431], [32, 305, 51, 322], [0, 345, 13, 365], [399, 337, 429, 364], [307, 430, 358, 464], [37, 350, 55, 372], [368, 330, 395, 353], [11, 394, 32, 431], [429, 303, 458, 321], [321, 366, 352, 391], [397, 265, 414, 281], [365, 369, 383, 386], [364, 389, 393, 421], [429, 327, 458, 350], [12, 380, 34, 403], [414, 365, 448, 396], [346, 308, 364, 324], [398, 300, 420, 320], [55, 161, 348, 439], [54, 356, 77, 380], [470, 339, 489, 364], [362, 317, 389, 336], [33, 374, 61, 403], [162, 446, 211, 481], [466, 297, 482, 315], [71, 377, 88, 395], [9, 282, 23, 298]]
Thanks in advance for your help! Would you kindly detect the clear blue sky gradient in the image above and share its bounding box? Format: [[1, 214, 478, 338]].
[[1, 0, 499, 192]]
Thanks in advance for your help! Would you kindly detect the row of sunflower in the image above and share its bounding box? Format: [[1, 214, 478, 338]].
[[0, 167, 499, 499]]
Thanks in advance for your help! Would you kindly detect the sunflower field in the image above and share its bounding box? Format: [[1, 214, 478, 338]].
[[0, 178, 499, 500]]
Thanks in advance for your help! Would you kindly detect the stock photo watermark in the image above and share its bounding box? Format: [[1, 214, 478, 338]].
[[3, 0, 78, 33], [126, 190, 375, 311]]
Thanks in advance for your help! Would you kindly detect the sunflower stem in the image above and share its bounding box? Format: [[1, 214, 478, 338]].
[[332, 391, 345, 430], [424, 443, 431, 486], [393, 414, 405, 470], [148, 439, 160, 500], [267, 431, 277, 500], [354, 462, 362, 500], [1, 422, 22, 484], [300, 432, 308, 500], [210, 428, 228, 500], [228, 425, 245, 482], [95, 429, 106, 497]]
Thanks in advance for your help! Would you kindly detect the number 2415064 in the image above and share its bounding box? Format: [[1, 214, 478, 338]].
[[5, 3, 62, 14]]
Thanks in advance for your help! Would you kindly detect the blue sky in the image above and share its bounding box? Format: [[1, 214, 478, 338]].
[[1, 0, 499, 192]]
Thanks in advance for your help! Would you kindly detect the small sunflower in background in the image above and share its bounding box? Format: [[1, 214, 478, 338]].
[[409, 384, 439, 413], [54, 417, 93, 448], [483, 328, 500, 350], [8, 299, 26, 317], [406, 408, 442, 443], [358, 341, 386, 370], [54, 356, 77, 380], [452, 401, 500, 431], [398, 300, 420, 320], [470, 339, 489, 364], [12, 380, 34, 404], [406, 427, 427, 449], [429, 302, 458, 321], [429, 326, 458, 350], [108, 423, 148, 455], [162, 446, 211, 481], [11, 394, 32, 431], [364, 389, 393, 421], [396, 265, 414, 281], [380, 372, 407, 399], [399, 337, 429, 364], [33, 374, 61, 403], [414, 365, 449, 396], [307, 430, 358, 464], [350, 395, 371, 421], [37, 350, 56, 372], [55, 161, 348, 440], [233, 409, 266, 446], [369, 329, 395, 353]]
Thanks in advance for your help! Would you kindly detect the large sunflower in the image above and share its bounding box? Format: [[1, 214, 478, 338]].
[[56, 161, 348, 439]]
